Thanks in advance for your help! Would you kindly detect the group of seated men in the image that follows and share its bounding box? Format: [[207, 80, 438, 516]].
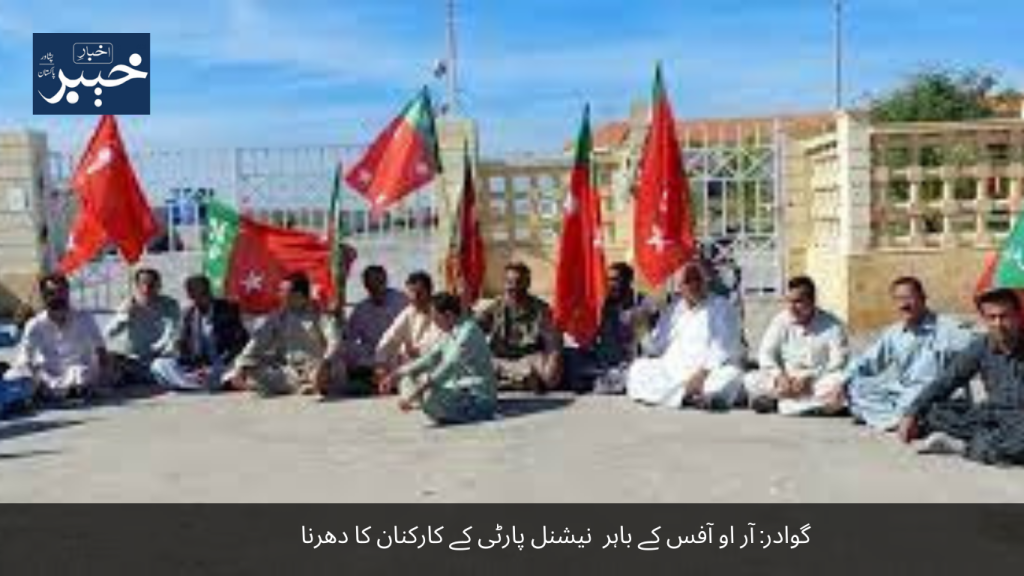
[[1, 256, 1023, 467]]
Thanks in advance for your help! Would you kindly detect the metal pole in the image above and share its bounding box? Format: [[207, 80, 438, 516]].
[[444, 0, 460, 114], [834, 0, 844, 111]]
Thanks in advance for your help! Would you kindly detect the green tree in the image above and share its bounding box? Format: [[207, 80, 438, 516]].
[[869, 67, 1020, 122]]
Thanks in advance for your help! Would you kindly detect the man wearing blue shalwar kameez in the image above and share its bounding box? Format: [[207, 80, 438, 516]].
[[845, 277, 971, 431]]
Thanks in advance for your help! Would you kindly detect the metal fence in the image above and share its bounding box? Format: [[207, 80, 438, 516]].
[[46, 145, 439, 311], [44, 120, 785, 313], [478, 121, 785, 297]]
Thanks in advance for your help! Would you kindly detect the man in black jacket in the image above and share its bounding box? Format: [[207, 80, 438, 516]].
[[151, 275, 248, 391]]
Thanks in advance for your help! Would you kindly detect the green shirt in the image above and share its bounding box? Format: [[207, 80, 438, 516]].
[[399, 318, 497, 408]]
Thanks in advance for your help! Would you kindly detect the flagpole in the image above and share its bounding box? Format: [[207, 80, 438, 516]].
[[330, 161, 348, 320], [340, 163, 349, 321], [833, 0, 844, 111], [443, 0, 460, 114]]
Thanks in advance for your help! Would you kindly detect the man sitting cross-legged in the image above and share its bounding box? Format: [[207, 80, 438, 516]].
[[343, 264, 408, 393], [898, 288, 1024, 466], [476, 262, 563, 393], [744, 275, 850, 416], [374, 271, 443, 395], [151, 274, 249, 391], [845, 276, 970, 430], [229, 272, 346, 397], [381, 292, 498, 426], [625, 261, 745, 411], [9, 273, 110, 404], [105, 267, 181, 387], [563, 262, 655, 394]]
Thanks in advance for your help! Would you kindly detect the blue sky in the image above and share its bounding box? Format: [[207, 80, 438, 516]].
[[0, 0, 1021, 154]]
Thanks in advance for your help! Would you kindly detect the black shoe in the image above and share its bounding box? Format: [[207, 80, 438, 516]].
[[751, 396, 777, 414], [701, 395, 730, 413]]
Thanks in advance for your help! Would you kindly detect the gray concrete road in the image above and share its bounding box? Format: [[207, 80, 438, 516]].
[[1, 392, 1022, 503]]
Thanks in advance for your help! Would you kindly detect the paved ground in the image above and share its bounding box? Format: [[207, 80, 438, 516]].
[[2, 391, 1022, 503]]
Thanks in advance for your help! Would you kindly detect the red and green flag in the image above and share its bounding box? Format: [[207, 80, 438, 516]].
[[204, 200, 337, 314], [444, 143, 486, 305], [345, 87, 442, 215], [633, 64, 697, 287], [553, 105, 607, 345], [976, 212, 1024, 307]]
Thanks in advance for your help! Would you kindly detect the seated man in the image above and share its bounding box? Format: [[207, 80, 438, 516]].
[[9, 274, 109, 402], [151, 275, 249, 391], [744, 276, 850, 416], [382, 292, 498, 425], [846, 277, 970, 430], [105, 268, 181, 386], [375, 271, 443, 393], [230, 272, 346, 397], [626, 261, 745, 411], [343, 265, 408, 391], [563, 262, 653, 394], [477, 262, 562, 393], [898, 288, 1024, 466]]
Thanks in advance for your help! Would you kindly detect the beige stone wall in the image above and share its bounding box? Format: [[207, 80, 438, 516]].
[[846, 249, 988, 332], [786, 117, 1024, 333], [475, 155, 633, 300], [0, 130, 48, 316]]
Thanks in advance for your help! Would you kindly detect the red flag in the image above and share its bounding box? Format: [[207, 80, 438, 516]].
[[345, 88, 441, 215], [633, 65, 696, 287], [445, 144, 486, 305], [58, 210, 108, 275], [71, 115, 159, 263], [976, 251, 999, 295], [553, 105, 607, 345], [205, 200, 339, 314]]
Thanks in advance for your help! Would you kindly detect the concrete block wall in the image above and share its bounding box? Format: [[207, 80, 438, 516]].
[[0, 130, 49, 316]]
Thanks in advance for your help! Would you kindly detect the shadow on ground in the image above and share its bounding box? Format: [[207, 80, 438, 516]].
[[0, 448, 62, 460], [0, 418, 86, 442], [497, 395, 575, 421]]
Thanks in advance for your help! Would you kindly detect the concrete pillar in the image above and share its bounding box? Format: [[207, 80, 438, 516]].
[[836, 112, 873, 255], [0, 130, 49, 316], [780, 131, 813, 278], [940, 177, 959, 248]]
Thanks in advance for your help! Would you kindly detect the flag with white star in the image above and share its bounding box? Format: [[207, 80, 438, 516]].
[[633, 65, 697, 287], [344, 87, 442, 216], [202, 200, 338, 313]]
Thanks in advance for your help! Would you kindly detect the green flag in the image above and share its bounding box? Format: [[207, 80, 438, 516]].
[[994, 214, 1024, 287], [204, 199, 242, 297]]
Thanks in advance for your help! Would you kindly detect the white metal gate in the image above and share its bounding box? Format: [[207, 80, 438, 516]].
[[46, 145, 439, 312], [681, 121, 784, 296]]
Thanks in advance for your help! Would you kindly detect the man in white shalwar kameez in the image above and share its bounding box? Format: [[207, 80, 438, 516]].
[[626, 262, 745, 410]]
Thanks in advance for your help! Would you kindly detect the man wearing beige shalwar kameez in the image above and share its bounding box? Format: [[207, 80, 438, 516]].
[[230, 273, 345, 397]]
